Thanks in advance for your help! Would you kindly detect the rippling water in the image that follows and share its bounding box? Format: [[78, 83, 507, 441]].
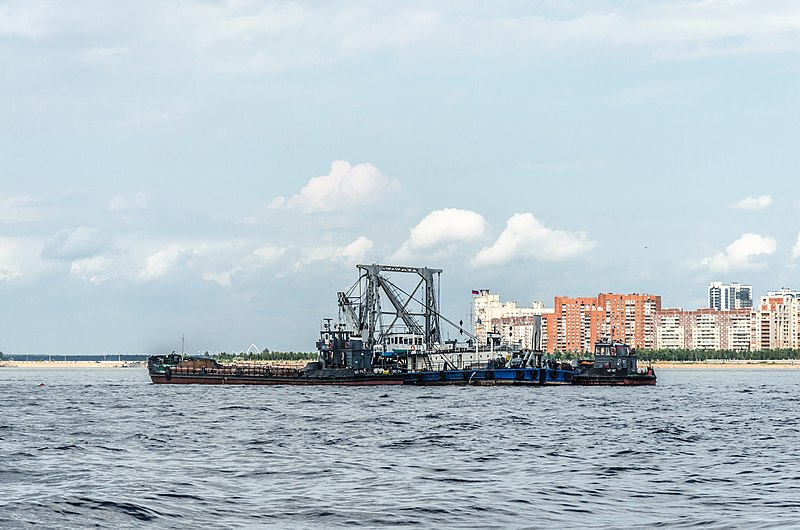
[[1, 367, 799, 528]]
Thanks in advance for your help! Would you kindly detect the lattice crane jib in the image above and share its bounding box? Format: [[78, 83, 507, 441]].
[[347, 264, 443, 349]]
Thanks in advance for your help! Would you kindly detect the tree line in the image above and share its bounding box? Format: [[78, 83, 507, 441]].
[[636, 349, 800, 362], [213, 350, 317, 361], [548, 349, 800, 362]]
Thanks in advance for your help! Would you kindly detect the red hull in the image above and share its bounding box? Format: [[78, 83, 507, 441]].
[[571, 377, 656, 386], [149, 374, 404, 385]]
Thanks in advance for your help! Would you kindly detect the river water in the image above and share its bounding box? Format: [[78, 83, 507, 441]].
[[1, 367, 799, 528]]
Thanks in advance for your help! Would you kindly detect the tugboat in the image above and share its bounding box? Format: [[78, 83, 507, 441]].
[[147, 263, 577, 386], [571, 340, 656, 386]]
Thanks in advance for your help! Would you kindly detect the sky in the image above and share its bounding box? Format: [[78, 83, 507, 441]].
[[1, 0, 799, 354]]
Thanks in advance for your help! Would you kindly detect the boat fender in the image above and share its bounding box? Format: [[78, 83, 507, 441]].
[[438, 371, 445, 381], [345, 341, 350, 348], [164, 367, 172, 381]]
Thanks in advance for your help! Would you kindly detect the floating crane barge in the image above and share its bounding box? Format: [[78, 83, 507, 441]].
[[148, 264, 655, 386]]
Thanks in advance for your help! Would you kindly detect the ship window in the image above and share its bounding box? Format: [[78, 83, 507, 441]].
[[615, 345, 629, 356]]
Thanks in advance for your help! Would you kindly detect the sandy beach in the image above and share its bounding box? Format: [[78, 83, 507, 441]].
[[0, 361, 143, 369], [0, 360, 310, 369], [2, 360, 799, 369], [652, 360, 800, 369]]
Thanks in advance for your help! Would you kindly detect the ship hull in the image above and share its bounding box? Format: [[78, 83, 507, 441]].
[[571, 375, 656, 386], [403, 367, 574, 386], [149, 373, 404, 385], [148, 367, 576, 386]]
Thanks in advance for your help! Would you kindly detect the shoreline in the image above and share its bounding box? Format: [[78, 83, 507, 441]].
[[652, 361, 800, 369], [0, 360, 309, 369], [0, 361, 144, 368], [2, 360, 799, 370]]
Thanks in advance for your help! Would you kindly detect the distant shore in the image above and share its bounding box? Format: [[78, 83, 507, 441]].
[[0, 360, 307, 369], [652, 360, 800, 369], [0, 361, 143, 369], [2, 360, 799, 370]]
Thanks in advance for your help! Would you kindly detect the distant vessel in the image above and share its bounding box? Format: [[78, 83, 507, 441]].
[[147, 264, 649, 387], [572, 340, 656, 386]]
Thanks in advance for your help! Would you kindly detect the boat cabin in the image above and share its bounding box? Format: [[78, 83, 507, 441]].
[[384, 333, 424, 354], [316, 321, 372, 370], [592, 340, 639, 372]]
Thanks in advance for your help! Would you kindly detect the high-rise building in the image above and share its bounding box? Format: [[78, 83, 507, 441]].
[[541, 293, 661, 353], [751, 289, 800, 350], [655, 308, 751, 351], [472, 290, 551, 350], [597, 293, 661, 349], [708, 282, 753, 310], [543, 296, 605, 353]]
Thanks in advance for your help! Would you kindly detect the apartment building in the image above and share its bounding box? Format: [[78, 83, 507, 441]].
[[540, 293, 661, 353], [597, 293, 661, 349], [708, 281, 753, 310], [751, 289, 800, 350], [473, 285, 800, 354], [472, 290, 550, 350], [542, 297, 605, 353], [654, 308, 752, 351]]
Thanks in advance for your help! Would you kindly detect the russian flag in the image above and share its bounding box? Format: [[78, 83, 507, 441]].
[[471, 290, 480, 295]]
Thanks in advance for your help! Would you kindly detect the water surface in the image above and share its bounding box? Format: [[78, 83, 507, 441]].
[[1, 368, 798, 528]]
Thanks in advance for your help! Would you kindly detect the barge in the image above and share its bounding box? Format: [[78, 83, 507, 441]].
[[147, 263, 654, 386]]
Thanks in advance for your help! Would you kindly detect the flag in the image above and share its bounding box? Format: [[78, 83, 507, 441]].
[[471, 290, 480, 295]]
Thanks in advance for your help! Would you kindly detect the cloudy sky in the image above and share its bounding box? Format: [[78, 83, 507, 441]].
[[2, 0, 799, 354]]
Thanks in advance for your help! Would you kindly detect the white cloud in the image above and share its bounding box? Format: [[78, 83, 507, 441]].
[[701, 233, 777, 273], [127, 239, 289, 285], [0, 1, 52, 38], [729, 195, 772, 210], [473, 213, 596, 267], [792, 233, 800, 260], [392, 208, 487, 261], [251, 245, 286, 264], [342, 236, 373, 263], [138, 244, 188, 281], [109, 192, 148, 212], [70, 256, 115, 284], [6, 1, 800, 82], [201, 271, 231, 287], [41, 227, 114, 261], [201, 244, 287, 286], [0, 195, 51, 223], [0, 239, 25, 281], [270, 161, 400, 213], [292, 236, 374, 271]]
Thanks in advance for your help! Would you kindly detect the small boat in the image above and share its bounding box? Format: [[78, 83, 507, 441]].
[[571, 340, 656, 386]]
